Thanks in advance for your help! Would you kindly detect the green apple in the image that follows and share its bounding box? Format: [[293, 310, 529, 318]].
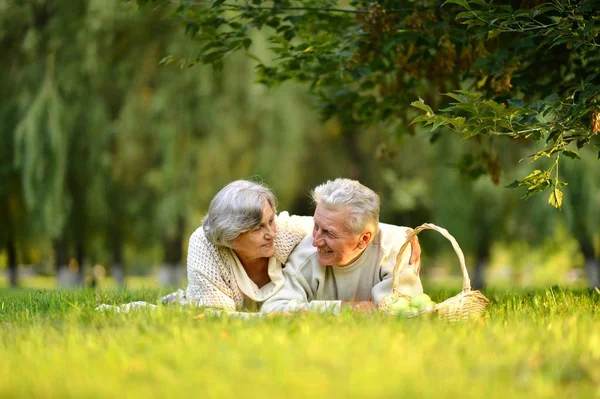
[[410, 293, 434, 311], [386, 297, 410, 313], [396, 306, 416, 317]]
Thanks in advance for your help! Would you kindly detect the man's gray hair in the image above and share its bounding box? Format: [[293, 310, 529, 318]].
[[203, 180, 277, 248], [311, 178, 380, 234]]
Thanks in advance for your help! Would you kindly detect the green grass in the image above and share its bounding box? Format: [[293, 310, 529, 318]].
[[1, 287, 599, 398], [0, 275, 166, 290]]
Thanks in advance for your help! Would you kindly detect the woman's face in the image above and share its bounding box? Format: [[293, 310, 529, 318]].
[[233, 202, 277, 262]]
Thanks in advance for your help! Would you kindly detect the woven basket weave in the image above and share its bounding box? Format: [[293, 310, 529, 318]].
[[380, 223, 490, 321]]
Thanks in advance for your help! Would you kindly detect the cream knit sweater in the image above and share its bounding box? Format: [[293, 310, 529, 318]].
[[186, 212, 313, 311], [260, 223, 424, 313]]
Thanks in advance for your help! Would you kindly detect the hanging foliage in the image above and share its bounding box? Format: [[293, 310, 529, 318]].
[[136, 0, 600, 208]]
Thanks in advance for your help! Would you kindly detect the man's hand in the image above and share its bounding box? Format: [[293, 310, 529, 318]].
[[408, 232, 422, 275], [342, 301, 377, 313]]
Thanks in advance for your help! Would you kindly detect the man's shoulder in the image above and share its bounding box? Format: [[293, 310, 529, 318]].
[[376, 223, 411, 253], [378, 222, 410, 234], [284, 234, 319, 275]]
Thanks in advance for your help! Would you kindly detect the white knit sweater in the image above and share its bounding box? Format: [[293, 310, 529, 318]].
[[185, 212, 313, 311]]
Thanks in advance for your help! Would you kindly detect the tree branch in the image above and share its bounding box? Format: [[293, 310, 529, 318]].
[[191, 0, 414, 14]]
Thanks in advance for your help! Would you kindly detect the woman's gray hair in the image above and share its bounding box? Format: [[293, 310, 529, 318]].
[[311, 178, 380, 234], [203, 180, 277, 248]]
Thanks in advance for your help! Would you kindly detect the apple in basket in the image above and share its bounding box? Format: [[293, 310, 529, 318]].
[[386, 297, 419, 315], [410, 293, 436, 312]]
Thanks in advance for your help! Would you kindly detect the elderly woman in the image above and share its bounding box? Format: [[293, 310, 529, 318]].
[[186, 180, 312, 311]]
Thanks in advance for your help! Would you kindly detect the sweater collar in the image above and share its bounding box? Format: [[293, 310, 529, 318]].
[[228, 250, 285, 301], [330, 231, 381, 273]]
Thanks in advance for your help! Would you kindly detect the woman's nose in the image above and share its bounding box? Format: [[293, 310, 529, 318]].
[[265, 225, 275, 239]]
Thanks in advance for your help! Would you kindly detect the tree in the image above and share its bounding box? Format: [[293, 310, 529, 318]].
[[562, 149, 600, 286], [137, 0, 599, 209], [1, 0, 367, 287]]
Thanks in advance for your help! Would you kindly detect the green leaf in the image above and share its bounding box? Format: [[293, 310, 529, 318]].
[[410, 115, 432, 125], [443, 92, 466, 103], [470, 0, 490, 7], [562, 149, 580, 159], [463, 19, 486, 28], [202, 51, 225, 63], [523, 169, 544, 182], [283, 30, 295, 41], [454, 90, 482, 101], [487, 30, 501, 39], [483, 100, 505, 112], [159, 55, 178, 66], [431, 118, 447, 132], [410, 98, 434, 116], [546, 130, 560, 143], [444, 0, 471, 9], [505, 180, 523, 189], [577, 139, 589, 150], [548, 189, 563, 209], [527, 178, 550, 192], [447, 117, 466, 128], [456, 11, 476, 19]]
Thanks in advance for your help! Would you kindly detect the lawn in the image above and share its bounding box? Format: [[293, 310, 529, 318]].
[[1, 287, 599, 398]]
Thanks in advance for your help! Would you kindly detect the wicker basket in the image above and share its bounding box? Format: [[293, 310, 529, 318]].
[[379, 223, 490, 321]]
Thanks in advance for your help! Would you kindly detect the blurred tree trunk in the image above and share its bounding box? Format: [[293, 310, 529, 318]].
[[580, 237, 599, 288], [160, 217, 184, 286], [561, 156, 600, 288], [54, 239, 69, 272], [7, 239, 18, 288], [111, 228, 125, 286], [342, 128, 365, 182], [54, 239, 73, 286], [471, 255, 488, 290], [471, 236, 491, 290], [75, 235, 85, 285]]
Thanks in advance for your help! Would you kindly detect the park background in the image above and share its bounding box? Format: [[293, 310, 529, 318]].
[[1, 0, 598, 291], [2, 1, 600, 398]]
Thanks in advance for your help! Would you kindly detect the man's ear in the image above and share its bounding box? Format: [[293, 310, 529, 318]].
[[357, 230, 373, 249]]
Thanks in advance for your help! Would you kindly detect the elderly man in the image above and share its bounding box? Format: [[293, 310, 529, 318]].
[[261, 178, 423, 313]]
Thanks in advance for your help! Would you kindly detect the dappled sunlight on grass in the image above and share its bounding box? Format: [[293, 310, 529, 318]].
[[1, 288, 599, 397], [0, 275, 165, 290]]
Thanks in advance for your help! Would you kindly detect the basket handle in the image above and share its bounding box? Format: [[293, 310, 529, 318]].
[[393, 223, 472, 293]]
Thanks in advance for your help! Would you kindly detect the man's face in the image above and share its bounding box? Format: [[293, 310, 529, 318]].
[[312, 204, 372, 267]]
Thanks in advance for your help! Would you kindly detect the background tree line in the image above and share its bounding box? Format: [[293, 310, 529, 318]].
[[1, 0, 598, 289]]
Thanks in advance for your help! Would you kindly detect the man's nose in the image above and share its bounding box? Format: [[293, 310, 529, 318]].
[[312, 231, 324, 247]]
